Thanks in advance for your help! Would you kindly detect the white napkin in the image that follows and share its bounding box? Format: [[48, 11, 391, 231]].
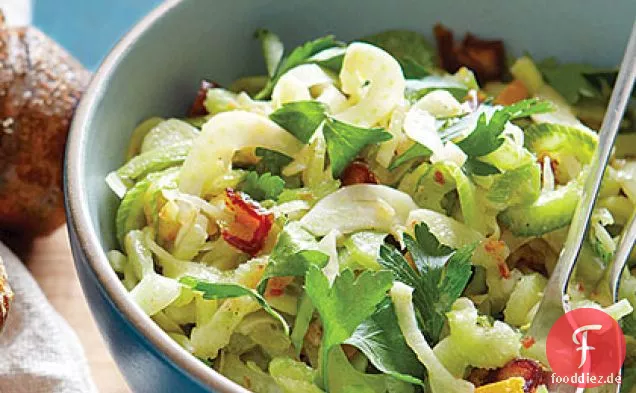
[[0, 242, 98, 393], [0, 0, 32, 26]]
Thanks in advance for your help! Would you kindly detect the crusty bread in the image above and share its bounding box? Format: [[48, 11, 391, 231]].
[[0, 256, 12, 331], [0, 21, 90, 235]]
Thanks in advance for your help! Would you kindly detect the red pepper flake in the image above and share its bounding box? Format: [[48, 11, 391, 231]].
[[268, 288, 284, 297], [188, 79, 220, 117], [577, 282, 585, 292], [265, 276, 294, 298], [521, 336, 536, 349], [341, 161, 379, 186], [484, 239, 505, 253], [498, 262, 510, 279], [221, 188, 274, 256], [433, 170, 445, 185], [243, 376, 251, 389]]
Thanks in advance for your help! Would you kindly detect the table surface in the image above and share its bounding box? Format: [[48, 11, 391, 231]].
[[25, 227, 130, 393]]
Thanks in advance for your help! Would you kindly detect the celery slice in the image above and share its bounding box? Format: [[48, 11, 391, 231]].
[[499, 180, 581, 236]]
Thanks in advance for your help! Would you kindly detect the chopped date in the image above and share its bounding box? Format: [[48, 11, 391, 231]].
[[340, 161, 378, 186], [221, 188, 274, 256], [434, 24, 506, 83], [493, 358, 548, 393], [469, 358, 549, 393], [188, 79, 220, 117]]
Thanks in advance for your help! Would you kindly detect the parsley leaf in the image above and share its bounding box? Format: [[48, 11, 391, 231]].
[[377, 223, 475, 343], [180, 276, 289, 334], [399, 57, 433, 79], [404, 75, 473, 103], [457, 98, 553, 158], [315, 53, 345, 73], [456, 110, 508, 157], [463, 158, 501, 176], [361, 30, 436, 79], [256, 222, 329, 293], [538, 60, 600, 104], [582, 69, 636, 99], [326, 346, 391, 393], [255, 35, 340, 99], [405, 86, 468, 103], [389, 143, 432, 170], [323, 118, 392, 176], [269, 101, 328, 143], [345, 298, 425, 385], [239, 171, 285, 201], [456, 99, 552, 174], [305, 266, 393, 385], [504, 98, 554, 119], [253, 147, 293, 176], [270, 102, 392, 177], [454, 99, 552, 175]]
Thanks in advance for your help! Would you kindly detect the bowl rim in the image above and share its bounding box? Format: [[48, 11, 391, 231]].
[[65, 1, 250, 391]]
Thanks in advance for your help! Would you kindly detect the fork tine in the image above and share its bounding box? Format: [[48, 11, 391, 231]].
[[609, 210, 636, 301], [526, 21, 636, 368]]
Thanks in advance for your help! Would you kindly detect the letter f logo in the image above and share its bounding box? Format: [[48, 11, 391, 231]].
[[572, 324, 602, 369]]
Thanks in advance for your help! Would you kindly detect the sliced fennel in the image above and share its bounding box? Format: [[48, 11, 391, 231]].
[[341, 231, 387, 271], [335, 42, 405, 127], [398, 162, 455, 213], [503, 273, 547, 327], [179, 111, 304, 196], [220, 353, 282, 393], [140, 118, 199, 153], [300, 184, 418, 237], [180, 276, 289, 335], [130, 274, 182, 316], [406, 208, 483, 249], [116, 175, 153, 246], [433, 298, 521, 374], [269, 357, 324, 393], [126, 117, 164, 159], [125, 230, 181, 316]]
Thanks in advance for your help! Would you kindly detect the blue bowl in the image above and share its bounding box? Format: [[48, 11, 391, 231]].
[[64, 1, 635, 392]]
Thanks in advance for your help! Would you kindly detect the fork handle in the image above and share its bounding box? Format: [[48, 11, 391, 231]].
[[546, 21, 636, 298]]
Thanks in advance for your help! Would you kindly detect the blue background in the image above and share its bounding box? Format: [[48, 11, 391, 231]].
[[34, 0, 163, 70]]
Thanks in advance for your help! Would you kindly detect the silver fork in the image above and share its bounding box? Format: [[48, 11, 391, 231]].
[[525, 21, 636, 393]]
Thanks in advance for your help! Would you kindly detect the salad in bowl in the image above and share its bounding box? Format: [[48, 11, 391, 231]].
[[104, 26, 636, 393]]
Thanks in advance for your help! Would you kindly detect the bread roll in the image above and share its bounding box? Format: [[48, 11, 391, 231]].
[[0, 20, 90, 235]]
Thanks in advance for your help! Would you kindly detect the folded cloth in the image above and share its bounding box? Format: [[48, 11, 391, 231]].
[[0, 242, 98, 393]]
